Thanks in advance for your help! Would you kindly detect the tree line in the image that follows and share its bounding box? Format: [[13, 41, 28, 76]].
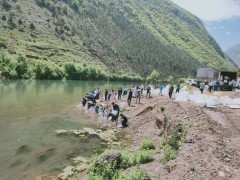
[[0, 54, 143, 81]]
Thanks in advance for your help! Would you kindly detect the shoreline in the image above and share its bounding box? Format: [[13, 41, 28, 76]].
[[37, 89, 240, 179]]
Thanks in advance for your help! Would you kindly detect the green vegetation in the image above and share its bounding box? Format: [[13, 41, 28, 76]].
[[128, 166, 151, 180], [0, 0, 236, 80], [89, 148, 153, 179], [140, 139, 155, 150], [160, 123, 188, 164], [0, 54, 142, 81]]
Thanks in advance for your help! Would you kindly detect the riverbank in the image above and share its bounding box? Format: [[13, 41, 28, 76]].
[[37, 89, 240, 179]]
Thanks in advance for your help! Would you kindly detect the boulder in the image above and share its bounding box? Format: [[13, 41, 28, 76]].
[[102, 151, 122, 166]]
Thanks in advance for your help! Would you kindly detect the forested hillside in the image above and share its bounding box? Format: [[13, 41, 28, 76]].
[[226, 44, 240, 67], [0, 0, 236, 80]]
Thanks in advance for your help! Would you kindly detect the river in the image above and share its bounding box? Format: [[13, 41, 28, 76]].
[[0, 80, 136, 180]]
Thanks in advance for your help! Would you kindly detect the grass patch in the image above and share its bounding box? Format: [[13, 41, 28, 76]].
[[88, 148, 154, 180], [128, 166, 151, 180], [160, 123, 188, 164], [140, 139, 155, 150]]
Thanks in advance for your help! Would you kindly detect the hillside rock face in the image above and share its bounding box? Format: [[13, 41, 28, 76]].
[[0, 0, 236, 77], [226, 44, 240, 67]]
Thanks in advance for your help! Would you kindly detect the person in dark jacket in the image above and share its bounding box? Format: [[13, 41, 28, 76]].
[[175, 83, 180, 93], [105, 89, 108, 101], [119, 114, 128, 127], [146, 85, 151, 98], [127, 89, 133, 106], [82, 98, 87, 106], [118, 87, 122, 100], [168, 84, 174, 99]]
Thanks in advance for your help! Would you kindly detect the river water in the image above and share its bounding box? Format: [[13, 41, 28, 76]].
[[0, 80, 135, 180]]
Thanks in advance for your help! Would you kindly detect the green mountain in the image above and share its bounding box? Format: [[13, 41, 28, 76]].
[[226, 44, 240, 67], [0, 0, 236, 80]]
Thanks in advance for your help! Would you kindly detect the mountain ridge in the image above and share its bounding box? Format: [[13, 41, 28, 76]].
[[0, 0, 236, 80], [226, 44, 240, 67]]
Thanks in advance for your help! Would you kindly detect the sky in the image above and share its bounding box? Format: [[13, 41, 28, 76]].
[[171, 0, 240, 51]]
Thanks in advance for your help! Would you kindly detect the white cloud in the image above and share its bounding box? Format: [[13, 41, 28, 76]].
[[220, 26, 225, 29], [226, 31, 231, 35], [171, 0, 240, 21]]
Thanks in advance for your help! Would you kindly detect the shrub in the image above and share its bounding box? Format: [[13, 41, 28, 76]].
[[129, 166, 151, 180], [140, 140, 155, 150], [89, 161, 119, 180], [0, 39, 7, 48], [161, 145, 177, 164], [15, 56, 28, 78], [30, 23, 35, 32], [120, 149, 153, 168], [88, 148, 153, 179], [2, 15, 7, 21], [18, 19, 23, 25]]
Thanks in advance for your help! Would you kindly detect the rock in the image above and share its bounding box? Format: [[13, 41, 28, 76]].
[[58, 166, 75, 180], [17, 145, 30, 153], [102, 151, 122, 166], [55, 130, 68, 134], [218, 171, 225, 177], [75, 164, 87, 172], [71, 156, 88, 164], [184, 137, 194, 144]]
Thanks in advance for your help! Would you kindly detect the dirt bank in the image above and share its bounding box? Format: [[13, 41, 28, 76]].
[[36, 91, 240, 180], [124, 94, 240, 180]]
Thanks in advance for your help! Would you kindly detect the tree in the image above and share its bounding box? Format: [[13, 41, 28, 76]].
[[2, 15, 6, 21], [18, 19, 23, 25], [146, 69, 160, 84], [30, 23, 35, 32], [15, 56, 28, 78]]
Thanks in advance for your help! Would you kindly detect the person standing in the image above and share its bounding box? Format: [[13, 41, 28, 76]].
[[110, 90, 116, 101], [127, 89, 133, 106], [118, 87, 122, 100], [107, 90, 111, 101], [168, 84, 174, 98], [135, 86, 141, 104], [175, 83, 180, 93], [95, 88, 101, 100], [199, 82, 205, 94], [105, 89, 108, 101], [159, 84, 164, 96], [208, 81, 213, 92], [146, 85, 151, 98]]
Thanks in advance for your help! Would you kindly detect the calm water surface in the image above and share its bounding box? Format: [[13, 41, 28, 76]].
[[0, 80, 135, 180]]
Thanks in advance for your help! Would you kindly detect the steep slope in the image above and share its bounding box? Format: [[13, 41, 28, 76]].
[[0, 0, 236, 80], [226, 44, 240, 67]]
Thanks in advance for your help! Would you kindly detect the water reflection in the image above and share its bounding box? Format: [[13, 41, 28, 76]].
[[0, 80, 136, 180]]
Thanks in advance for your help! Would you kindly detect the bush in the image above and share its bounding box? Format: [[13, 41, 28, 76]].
[[15, 56, 28, 78], [161, 145, 177, 164], [2, 15, 7, 21], [129, 166, 151, 180], [0, 39, 7, 48], [88, 148, 153, 179], [120, 149, 153, 168], [30, 23, 35, 32], [140, 140, 155, 150], [89, 161, 119, 180]]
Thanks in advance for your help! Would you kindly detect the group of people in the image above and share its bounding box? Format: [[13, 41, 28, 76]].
[[80, 83, 183, 128], [198, 77, 240, 94], [81, 89, 129, 128]]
